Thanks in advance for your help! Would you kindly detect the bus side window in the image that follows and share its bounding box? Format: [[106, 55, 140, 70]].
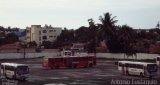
[[0, 65, 4, 69], [5, 66, 15, 71], [137, 64, 143, 69], [129, 64, 133, 68], [118, 63, 122, 66]]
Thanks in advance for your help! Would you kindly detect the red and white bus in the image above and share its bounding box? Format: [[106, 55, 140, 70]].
[[42, 50, 96, 69], [43, 57, 66, 69], [118, 61, 158, 78], [65, 56, 95, 68]]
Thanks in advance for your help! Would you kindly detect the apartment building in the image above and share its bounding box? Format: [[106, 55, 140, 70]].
[[26, 25, 62, 45]]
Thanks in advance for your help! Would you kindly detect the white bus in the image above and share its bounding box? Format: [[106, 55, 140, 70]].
[[118, 61, 158, 78], [157, 56, 160, 67], [0, 63, 29, 81]]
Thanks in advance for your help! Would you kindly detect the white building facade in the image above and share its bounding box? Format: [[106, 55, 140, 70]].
[[26, 25, 62, 45]]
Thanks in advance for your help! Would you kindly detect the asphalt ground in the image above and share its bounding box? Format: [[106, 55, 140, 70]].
[[0, 58, 160, 85]]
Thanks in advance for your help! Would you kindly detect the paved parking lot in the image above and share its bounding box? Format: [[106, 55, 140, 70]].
[[0, 58, 160, 85]]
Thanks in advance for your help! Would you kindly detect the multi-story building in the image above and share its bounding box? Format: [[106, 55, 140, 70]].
[[26, 25, 62, 45]]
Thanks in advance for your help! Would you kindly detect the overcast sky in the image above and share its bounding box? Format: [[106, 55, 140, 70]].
[[0, 0, 160, 29]]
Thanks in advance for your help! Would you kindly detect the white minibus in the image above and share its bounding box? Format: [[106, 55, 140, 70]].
[[0, 63, 29, 81], [118, 61, 158, 78]]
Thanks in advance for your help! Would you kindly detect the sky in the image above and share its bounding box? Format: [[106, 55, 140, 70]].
[[0, 0, 160, 29]]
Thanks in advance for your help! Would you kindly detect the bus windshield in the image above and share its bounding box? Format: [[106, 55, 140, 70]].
[[64, 52, 72, 56], [157, 57, 160, 61], [17, 66, 29, 74], [147, 64, 158, 72]]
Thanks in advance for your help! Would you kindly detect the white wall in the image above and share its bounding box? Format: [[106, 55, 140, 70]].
[[96, 53, 158, 60], [0, 53, 58, 59], [0, 53, 158, 60]]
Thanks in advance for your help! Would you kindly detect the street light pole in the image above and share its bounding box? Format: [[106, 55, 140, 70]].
[[23, 42, 26, 59], [24, 46, 26, 59]]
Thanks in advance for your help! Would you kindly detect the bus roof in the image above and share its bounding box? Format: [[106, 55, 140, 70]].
[[1, 63, 28, 67], [118, 61, 155, 65]]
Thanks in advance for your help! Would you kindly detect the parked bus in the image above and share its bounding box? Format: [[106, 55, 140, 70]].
[[0, 63, 29, 81], [65, 56, 95, 68], [43, 49, 96, 69], [42, 50, 72, 69], [118, 61, 158, 78], [43, 57, 66, 69], [157, 56, 160, 67], [43, 52, 96, 69]]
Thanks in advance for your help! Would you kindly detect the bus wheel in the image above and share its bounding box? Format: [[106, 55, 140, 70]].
[[21, 78, 26, 82], [126, 71, 129, 75], [89, 63, 93, 67], [73, 64, 77, 68], [68, 65, 72, 68], [84, 65, 87, 68], [149, 75, 153, 79], [51, 67, 54, 69], [55, 66, 59, 69], [13, 75, 17, 79], [140, 73, 144, 77]]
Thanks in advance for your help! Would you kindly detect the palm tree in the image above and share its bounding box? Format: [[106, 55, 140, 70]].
[[87, 18, 98, 53], [98, 12, 118, 39], [118, 25, 137, 59], [98, 12, 118, 52]]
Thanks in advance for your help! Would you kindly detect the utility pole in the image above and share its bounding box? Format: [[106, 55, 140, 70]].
[[24, 45, 26, 59], [22, 42, 26, 59]]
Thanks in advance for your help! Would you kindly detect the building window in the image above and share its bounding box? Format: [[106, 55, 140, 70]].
[[43, 30, 47, 33], [49, 36, 53, 38], [39, 37, 41, 41], [42, 36, 47, 39], [49, 30, 53, 32], [26, 30, 30, 33], [39, 31, 41, 35], [27, 36, 30, 39]]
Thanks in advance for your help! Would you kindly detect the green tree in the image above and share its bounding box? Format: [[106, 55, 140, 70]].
[[4, 33, 19, 43], [87, 18, 98, 53], [98, 12, 118, 39], [98, 12, 119, 52], [75, 26, 89, 43], [53, 28, 75, 48], [27, 41, 37, 47], [118, 25, 137, 58], [42, 41, 52, 49]]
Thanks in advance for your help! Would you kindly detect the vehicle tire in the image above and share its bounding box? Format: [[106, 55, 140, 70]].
[[149, 75, 153, 79], [51, 67, 54, 69], [68, 65, 72, 69], [73, 64, 77, 68], [20, 78, 26, 82], [55, 65, 59, 69], [84, 65, 87, 68], [126, 71, 129, 75], [140, 72, 144, 77], [13, 75, 17, 80], [89, 63, 93, 67]]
